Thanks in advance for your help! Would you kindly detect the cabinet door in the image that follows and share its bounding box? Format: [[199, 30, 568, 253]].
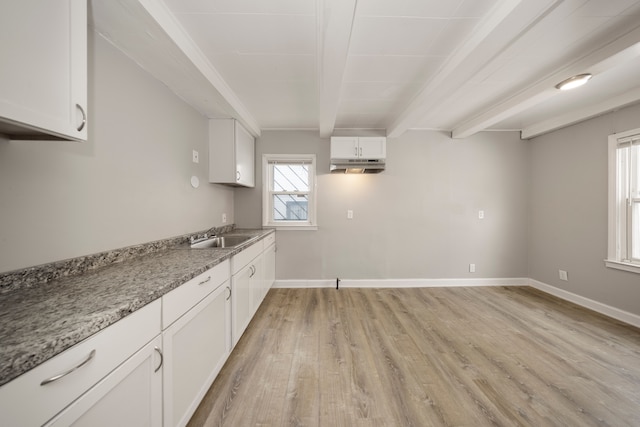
[[234, 120, 255, 187], [232, 261, 257, 347], [45, 336, 162, 427], [330, 137, 359, 159], [264, 243, 276, 296], [251, 254, 264, 314], [163, 282, 232, 427], [358, 137, 386, 159], [0, 0, 87, 141]]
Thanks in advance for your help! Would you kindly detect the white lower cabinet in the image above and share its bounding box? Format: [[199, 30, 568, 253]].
[[162, 262, 231, 427], [232, 259, 257, 346], [231, 233, 276, 347], [0, 235, 275, 427], [45, 335, 163, 427], [0, 299, 161, 427], [263, 242, 276, 299]]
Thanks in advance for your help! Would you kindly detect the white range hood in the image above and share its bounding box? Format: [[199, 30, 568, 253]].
[[330, 136, 386, 174]]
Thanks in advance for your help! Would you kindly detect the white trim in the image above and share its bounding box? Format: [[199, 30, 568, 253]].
[[271, 226, 318, 231], [271, 277, 640, 328], [607, 128, 640, 271], [607, 134, 619, 261], [273, 277, 529, 289], [262, 154, 317, 230], [604, 259, 640, 274], [528, 279, 640, 328]]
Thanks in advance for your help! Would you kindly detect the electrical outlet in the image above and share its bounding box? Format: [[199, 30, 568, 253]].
[[347, 209, 353, 219], [222, 213, 227, 223], [192, 150, 199, 163], [469, 263, 476, 273], [559, 270, 568, 281], [478, 210, 484, 219]]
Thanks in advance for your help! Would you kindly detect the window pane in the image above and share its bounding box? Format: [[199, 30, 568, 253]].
[[272, 195, 308, 221], [633, 201, 640, 260], [273, 164, 309, 192], [632, 143, 639, 198], [632, 143, 639, 260]]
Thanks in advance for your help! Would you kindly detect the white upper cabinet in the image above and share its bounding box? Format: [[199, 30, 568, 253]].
[[330, 137, 386, 159], [209, 119, 255, 187], [330, 137, 358, 159], [0, 0, 88, 141]]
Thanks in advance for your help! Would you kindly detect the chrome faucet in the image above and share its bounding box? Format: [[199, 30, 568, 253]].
[[189, 233, 210, 244]]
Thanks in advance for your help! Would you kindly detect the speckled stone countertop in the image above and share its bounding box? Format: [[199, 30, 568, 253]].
[[0, 228, 273, 387]]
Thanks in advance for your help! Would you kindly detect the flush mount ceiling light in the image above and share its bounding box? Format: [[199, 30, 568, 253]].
[[555, 73, 592, 91]]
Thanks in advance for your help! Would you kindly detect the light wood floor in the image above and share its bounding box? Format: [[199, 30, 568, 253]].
[[187, 287, 640, 427]]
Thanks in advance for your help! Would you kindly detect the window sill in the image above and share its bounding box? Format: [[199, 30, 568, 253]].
[[605, 259, 640, 274], [264, 225, 318, 231]]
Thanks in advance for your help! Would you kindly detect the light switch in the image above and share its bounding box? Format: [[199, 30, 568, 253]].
[[347, 210, 353, 219], [192, 150, 199, 163]]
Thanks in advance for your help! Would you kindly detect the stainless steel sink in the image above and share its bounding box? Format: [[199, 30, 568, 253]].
[[190, 235, 252, 249]]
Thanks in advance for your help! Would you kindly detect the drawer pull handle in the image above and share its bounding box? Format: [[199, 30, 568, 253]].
[[76, 104, 86, 132], [154, 347, 163, 373], [40, 349, 96, 386], [198, 276, 211, 286], [226, 286, 231, 301]]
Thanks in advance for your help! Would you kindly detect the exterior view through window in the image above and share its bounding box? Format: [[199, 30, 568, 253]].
[[263, 155, 316, 229], [273, 163, 309, 221]]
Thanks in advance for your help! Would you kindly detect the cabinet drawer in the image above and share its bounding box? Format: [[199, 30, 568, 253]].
[[0, 299, 161, 427], [262, 232, 275, 248], [162, 260, 230, 329], [231, 241, 263, 275]]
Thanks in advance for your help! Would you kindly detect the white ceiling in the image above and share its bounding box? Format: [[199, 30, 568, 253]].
[[91, 0, 640, 139]]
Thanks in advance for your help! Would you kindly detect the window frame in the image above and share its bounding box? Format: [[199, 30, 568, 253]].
[[606, 128, 640, 274], [262, 154, 317, 231]]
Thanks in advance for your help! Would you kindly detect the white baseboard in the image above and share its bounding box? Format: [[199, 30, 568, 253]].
[[272, 277, 640, 328], [528, 279, 640, 329], [273, 277, 529, 289]]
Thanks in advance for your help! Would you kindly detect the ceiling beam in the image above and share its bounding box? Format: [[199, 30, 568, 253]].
[[317, 0, 357, 138], [93, 0, 261, 137], [521, 86, 640, 139], [386, 0, 527, 139], [452, 28, 640, 139], [137, 0, 261, 137]]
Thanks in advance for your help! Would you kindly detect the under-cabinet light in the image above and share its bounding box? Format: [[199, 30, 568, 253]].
[[345, 168, 365, 174]]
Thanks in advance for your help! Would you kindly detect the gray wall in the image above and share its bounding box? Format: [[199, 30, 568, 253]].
[[0, 32, 233, 273], [235, 130, 529, 280], [528, 102, 640, 315]]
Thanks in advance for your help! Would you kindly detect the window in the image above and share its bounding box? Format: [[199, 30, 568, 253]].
[[607, 128, 640, 274], [263, 154, 317, 230]]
